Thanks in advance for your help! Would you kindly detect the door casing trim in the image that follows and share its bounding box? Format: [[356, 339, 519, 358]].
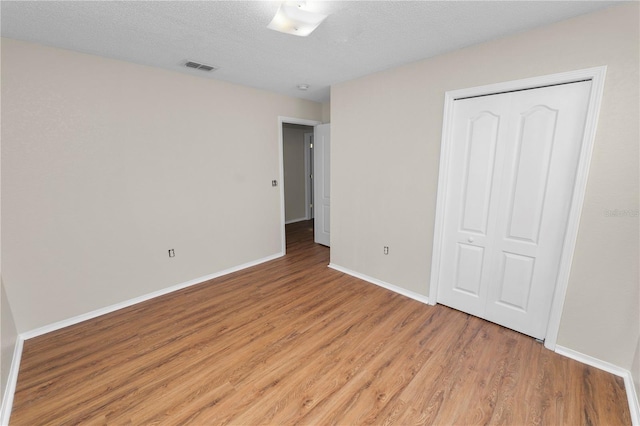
[[428, 66, 607, 351]]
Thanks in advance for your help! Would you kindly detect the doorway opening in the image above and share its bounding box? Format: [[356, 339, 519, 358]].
[[283, 123, 314, 224], [278, 117, 322, 254]]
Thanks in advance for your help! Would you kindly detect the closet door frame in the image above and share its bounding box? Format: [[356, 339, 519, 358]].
[[429, 66, 607, 351]]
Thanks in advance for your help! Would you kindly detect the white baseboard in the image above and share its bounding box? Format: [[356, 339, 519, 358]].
[[626, 372, 640, 426], [21, 252, 284, 340], [0, 336, 24, 426], [328, 263, 430, 305], [556, 345, 640, 425], [555, 345, 630, 377], [285, 217, 308, 225]]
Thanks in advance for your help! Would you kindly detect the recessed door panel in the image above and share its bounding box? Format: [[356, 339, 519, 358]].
[[461, 112, 500, 235], [506, 106, 558, 243], [454, 243, 485, 296], [321, 205, 330, 234], [496, 252, 535, 311]]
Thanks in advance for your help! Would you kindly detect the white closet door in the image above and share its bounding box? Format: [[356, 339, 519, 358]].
[[437, 94, 510, 318], [438, 81, 592, 339]]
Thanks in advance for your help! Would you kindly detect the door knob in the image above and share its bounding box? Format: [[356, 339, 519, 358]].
[[468, 236, 475, 243]]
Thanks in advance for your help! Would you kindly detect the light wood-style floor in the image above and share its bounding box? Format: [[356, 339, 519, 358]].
[[11, 220, 630, 425]]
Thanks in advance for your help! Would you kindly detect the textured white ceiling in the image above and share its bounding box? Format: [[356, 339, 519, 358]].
[[0, 1, 622, 103]]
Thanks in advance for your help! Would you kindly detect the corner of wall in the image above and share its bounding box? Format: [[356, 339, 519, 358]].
[[1, 280, 20, 425], [632, 336, 640, 421], [555, 345, 640, 425], [322, 101, 331, 123]]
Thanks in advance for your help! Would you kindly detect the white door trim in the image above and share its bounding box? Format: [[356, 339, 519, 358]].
[[429, 66, 607, 350], [278, 116, 322, 254]]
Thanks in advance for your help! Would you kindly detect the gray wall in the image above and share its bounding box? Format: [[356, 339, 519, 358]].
[[0, 92, 18, 406], [1, 38, 322, 332]]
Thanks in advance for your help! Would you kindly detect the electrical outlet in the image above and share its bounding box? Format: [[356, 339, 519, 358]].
[[168, 249, 175, 258], [384, 246, 389, 255]]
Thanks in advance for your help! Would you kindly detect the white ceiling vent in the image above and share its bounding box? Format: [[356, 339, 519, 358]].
[[185, 61, 218, 72]]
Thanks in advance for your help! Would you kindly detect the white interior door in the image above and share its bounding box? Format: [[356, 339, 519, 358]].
[[314, 124, 330, 246], [437, 81, 592, 339], [304, 132, 314, 220]]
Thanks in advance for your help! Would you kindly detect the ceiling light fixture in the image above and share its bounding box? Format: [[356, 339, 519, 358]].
[[297, 84, 310, 91], [267, 2, 327, 37]]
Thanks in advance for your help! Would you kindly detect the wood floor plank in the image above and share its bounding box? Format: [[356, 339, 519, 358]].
[[10, 220, 631, 425]]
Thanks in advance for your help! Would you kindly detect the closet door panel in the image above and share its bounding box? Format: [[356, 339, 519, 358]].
[[436, 94, 509, 317], [485, 81, 592, 339]]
